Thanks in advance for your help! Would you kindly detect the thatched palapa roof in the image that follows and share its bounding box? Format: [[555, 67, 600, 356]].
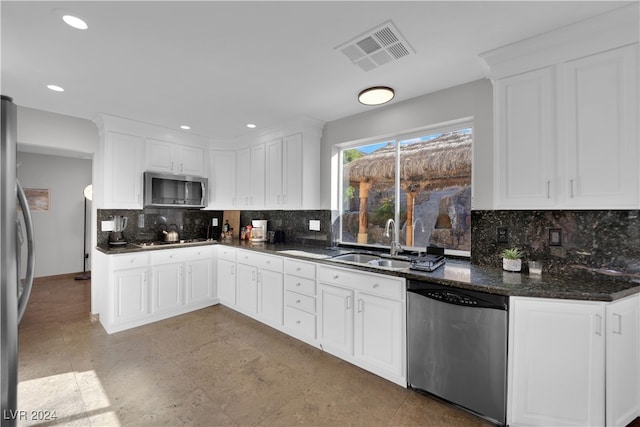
[[345, 131, 471, 191]]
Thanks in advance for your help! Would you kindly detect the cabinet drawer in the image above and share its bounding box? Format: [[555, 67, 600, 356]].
[[284, 275, 316, 296], [112, 253, 149, 270], [285, 291, 315, 314], [181, 246, 213, 260], [217, 246, 236, 261], [284, 306, 316, 339], [237, 250, 283, 272], [318, 265, 404, 300], [284, 259, 316, 279], [151, 248, 187, 264]]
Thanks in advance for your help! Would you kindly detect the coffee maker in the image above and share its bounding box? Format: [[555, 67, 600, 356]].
[[109, 215, 128, 246], [251, 219, 268, 242]]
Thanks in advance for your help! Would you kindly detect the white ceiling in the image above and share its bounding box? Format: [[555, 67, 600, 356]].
[[1, 1, 632, 142]]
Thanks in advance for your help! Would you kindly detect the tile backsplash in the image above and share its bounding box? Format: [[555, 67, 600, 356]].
[[98, 207, 639, 278], [471, 210, 640, 276], [97, 208, 223, 246]]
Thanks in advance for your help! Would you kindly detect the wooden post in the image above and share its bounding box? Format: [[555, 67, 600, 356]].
[[406, 191, 416, 247], [357, 181, 372, 244]]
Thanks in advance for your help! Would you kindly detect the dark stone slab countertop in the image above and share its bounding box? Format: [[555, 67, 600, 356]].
[[96, 240, 640, 302]]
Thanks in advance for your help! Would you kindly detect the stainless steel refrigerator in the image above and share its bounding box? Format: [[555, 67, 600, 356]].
[[1, 95, 36, 426]]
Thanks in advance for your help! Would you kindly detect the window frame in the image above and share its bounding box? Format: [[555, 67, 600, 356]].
[[335, 118, 474, 257]]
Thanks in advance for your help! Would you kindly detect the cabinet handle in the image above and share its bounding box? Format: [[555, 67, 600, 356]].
[[346, 296, 352, 310], [171, 161, 174, 171], [613, 313, 623, 335], [180, 163, 183, 173], [547, 180, 551, 199], [296, 267, 301, 272], [357, 299, 364, 313], [277, 195, 280, 205], [296, 320, 301, 324], [296, 282, 301, 287], [333, 275, 339, 280], [266, 260, 271, 264], [373, 284, 380, 289], [595, 313, 603, 336], [570, 179, 575, 198], [283, 194, 287, 205], [230, 265, 235, 275], [296, 299, 301, 304]]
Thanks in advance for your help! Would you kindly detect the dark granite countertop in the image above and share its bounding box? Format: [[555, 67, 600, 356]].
[[96, 240, 640, 302]]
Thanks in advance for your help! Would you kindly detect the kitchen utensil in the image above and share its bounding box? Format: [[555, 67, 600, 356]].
[[163, 224, 180, 242]]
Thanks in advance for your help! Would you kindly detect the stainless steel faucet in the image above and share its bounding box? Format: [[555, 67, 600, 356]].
[[384, 218, 402, 256]]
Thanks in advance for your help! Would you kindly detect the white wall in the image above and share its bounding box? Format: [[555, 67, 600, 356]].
[[320, 79, 493, 210], [17, 152, 92, 277]]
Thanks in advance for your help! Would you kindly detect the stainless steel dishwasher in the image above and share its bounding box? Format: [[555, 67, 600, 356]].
[[407, 280, 508, 426]]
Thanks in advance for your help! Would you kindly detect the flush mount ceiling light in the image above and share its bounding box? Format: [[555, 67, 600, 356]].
[[180, 125, 191, 130], [246, 123, 257, 129], [358, 86, 395, 106], [62, 14, 88, 30], [46, 84, 65, 92]]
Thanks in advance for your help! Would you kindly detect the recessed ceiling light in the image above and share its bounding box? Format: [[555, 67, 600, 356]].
[[358, 86, 395, 106], [180, 125, 191, 130], [62, 14, 88, 30], [246, 123, 257, 129], [46, 84, 65, 92]]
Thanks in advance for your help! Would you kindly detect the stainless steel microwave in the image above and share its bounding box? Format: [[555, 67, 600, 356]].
[[143, 172, 208, 208]]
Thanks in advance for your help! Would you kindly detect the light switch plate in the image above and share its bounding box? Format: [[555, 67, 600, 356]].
[[101, 220, 114, 231], [137, 214, 145, 228], [309, 220, 321, 231], [212, 218, 218, 226]]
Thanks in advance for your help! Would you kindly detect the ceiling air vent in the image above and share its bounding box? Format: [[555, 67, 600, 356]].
[[336, 20, 415, 72]]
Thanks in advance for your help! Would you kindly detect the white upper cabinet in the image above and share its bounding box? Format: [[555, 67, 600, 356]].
[[265, 138, 284, 209], [208, 150, 237, 209], [495, 67, 556, 208], [561, 45, 639, 208], [103, 131, 144, 209], [483, 4, 639, 209], [145, 138, 205, 176], [236, 145, 265, 208]]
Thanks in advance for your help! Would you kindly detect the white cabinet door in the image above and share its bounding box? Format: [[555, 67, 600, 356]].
[[236, 147, 251, 207], [236, 263, 258, 315], [186, 259, 212, 305], [282, 133, 303, 209], [152, 263, 183, 313], [561, 44, 639, 209], [249, 144, 265, 208], [606, 293, 640, 427], [208, 150, 237, 209], [112, 267, 149, 324], [318, 283, 354, 358], [217, 258, 236, 306], [355, 292, 404, 379], [145, 138, 175, 173], [259, 269, 284, 326], [104, 132, 143, 209], [265, 138, 283, 209], [178, 145, 204, 176], [508, 297, 605, 426], [495, 67, 556, 209]]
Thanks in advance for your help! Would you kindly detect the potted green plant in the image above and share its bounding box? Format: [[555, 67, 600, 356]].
[[501, 247, 524, 272]]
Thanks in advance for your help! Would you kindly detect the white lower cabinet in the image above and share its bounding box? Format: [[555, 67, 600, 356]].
[[318, 265, 406, 386], [283, 258, 318, 344], [216, 246, 237, 306], [508, 294, 640, 427], [234, 249, 284, 327], [101, 247, 215, 334]]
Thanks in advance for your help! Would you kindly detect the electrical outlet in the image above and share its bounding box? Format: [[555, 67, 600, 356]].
[[211, 218, 218, 226], [309, 220, 321, 231], [101, 220, 114, 232], [137, 214, 145, 228], [496, 227, 509, 243]]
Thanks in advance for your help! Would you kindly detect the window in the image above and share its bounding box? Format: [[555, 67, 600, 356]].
[[339, 125, 472, 255]]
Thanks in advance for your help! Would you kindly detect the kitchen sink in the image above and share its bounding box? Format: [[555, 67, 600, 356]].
[[330, 252, 413, 271], [331, 253, 381, 263], [368, 258, 413, 270]]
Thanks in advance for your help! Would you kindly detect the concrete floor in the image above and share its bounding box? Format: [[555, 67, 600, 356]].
[[17, 274, 495, 426]]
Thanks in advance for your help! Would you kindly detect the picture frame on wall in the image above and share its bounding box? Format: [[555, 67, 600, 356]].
[[23, 188, 50, 211]]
